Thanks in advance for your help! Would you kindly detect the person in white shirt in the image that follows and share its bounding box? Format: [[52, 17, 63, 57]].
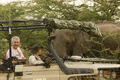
[[29, 44, 44, 65], [6, 36, 26, 60]]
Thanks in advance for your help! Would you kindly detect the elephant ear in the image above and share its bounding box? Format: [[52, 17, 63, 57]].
[[44, 18, 102, 37], [103, 36, 118, 50]]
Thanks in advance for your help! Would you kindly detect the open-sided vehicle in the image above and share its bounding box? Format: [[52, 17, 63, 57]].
[[0, 19, 120, 80]]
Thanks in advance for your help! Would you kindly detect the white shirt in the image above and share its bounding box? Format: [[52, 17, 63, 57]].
[[29, 55, 44, 65], [6, 47, 25, 59]]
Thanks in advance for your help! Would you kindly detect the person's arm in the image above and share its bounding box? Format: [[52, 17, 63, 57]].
[[17, 47, 26, 59], [29, 55, 44, 65]]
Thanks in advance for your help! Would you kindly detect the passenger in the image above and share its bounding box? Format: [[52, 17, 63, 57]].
[[29, 44, 44, 65], [6, 36, 26, 60]]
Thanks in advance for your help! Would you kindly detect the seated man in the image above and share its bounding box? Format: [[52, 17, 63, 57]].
[[6, 36, 26, 59], [6, 36, 26, 63], [29, 44, 44, 65]]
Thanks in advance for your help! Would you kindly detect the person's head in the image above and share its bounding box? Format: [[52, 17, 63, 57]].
[[11, 36, 20, 49], [31, 44, 43, 56]]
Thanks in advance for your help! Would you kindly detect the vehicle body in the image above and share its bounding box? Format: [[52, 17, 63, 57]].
[[0, 60, 120, 80]]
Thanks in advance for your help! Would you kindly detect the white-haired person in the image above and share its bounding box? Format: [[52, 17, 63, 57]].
[[6, 36, 26, 61]]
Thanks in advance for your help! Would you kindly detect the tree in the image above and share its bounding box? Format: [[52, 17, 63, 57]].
[[91, 0, 120, 21], [0, 1, 27, 20], [76, 4, 101, 21], [26, 0, 81, 20]]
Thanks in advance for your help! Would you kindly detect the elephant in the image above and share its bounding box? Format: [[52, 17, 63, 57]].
[[52, 21, 120, 58], [97, 22, 120, 50], [53, 29, 91, 58]]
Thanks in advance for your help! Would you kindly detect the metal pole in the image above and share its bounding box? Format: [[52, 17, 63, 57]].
[[8, 3, 12, 59], [8, 28, 12, 58]]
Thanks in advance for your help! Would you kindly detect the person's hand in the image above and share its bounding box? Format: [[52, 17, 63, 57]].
[[43, 62, 50, 68], [12, 60, 17, 64], [22, 57, 26, 59], [0, 62, 3, 64]]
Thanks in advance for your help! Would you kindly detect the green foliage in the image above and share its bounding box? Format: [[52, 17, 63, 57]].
[[100, 33, 120, 59], [77, 9, 101, 21], [0, 38, 8, 58], [0, 1, 26, 20], [75, 4, 101, 21], [91, 0, 120, 21], [86, 32, 120, 59]]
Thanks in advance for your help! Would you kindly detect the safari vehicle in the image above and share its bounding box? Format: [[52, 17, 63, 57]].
[[0, 19, 120, 80]]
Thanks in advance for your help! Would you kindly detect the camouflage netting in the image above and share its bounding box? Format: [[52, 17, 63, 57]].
[[44, 19, 102, 37]]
